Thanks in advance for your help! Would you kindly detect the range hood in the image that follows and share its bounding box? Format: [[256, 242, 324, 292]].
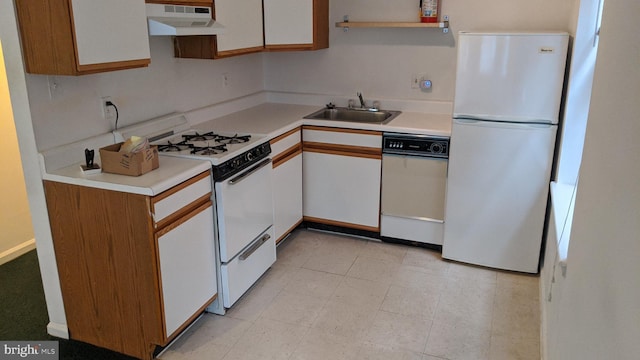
[[146, 3, 225, 36]]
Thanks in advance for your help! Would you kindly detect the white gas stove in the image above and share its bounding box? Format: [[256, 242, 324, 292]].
[[116, 113, 276, 313]]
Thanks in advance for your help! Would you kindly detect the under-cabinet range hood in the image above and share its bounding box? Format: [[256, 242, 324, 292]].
[[146, 3, 224, 36]]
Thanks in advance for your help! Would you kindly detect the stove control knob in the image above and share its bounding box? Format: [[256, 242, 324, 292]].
[[430, 143, 443, 153], [246, 152, 254, 161]]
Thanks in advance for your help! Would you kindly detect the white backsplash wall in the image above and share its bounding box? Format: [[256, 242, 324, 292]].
[[26, 37, 264, 151], [263, 0, 577, 107]]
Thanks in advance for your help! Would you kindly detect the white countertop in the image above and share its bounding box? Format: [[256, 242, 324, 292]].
[[192, 103, 452, 138], [43, 156, 211, 196], [42, 103, 450, 195]]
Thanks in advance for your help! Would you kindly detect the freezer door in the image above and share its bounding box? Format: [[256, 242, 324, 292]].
[[442, 119, 556, 273], [453, 32, 569, 124]]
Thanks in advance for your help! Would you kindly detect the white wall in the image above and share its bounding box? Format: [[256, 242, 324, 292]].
[[549, 0, 640, 358], [0, 42, 34, 263], [26, 38, 264, 151], [0, 1, 68, 337], [554, 0, 601, 184], [264, 0, 576, 108]]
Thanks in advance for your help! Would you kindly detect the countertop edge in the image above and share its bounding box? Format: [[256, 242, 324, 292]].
[[43, 159, 211, 196]]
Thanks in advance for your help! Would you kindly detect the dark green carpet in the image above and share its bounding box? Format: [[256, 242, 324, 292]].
[[0, 250, 136, 359]]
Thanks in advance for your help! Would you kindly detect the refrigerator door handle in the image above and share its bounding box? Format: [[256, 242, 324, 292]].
[[453, 118, 555, 129]]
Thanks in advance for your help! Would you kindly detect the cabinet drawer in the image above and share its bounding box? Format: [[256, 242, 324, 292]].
[[270, 128, 302, 157], [220, 227, 276, 307], [152, 171, 212, 227], [302, 126, 382, 148]]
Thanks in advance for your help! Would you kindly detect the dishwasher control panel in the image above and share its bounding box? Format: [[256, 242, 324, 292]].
[[382, 133, 449, 158]]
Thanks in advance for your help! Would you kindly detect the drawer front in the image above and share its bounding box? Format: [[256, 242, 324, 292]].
[[302, 126, 382, 148], [270, 128, 301, 157], [220, 227, 276, 307], [152, 172, 212, 227]]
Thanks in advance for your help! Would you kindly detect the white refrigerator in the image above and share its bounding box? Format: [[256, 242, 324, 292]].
[[442, 32, 569, 273]]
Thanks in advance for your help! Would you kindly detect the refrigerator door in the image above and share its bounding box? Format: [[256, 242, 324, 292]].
[[442, 119, 556, 273], [453, 32, 569, 124]]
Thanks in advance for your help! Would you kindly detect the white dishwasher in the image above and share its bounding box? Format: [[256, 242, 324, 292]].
[[380, 133, 449, 246]]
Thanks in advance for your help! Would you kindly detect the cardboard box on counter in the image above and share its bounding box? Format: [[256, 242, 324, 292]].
[[99, 143, 159, 176]]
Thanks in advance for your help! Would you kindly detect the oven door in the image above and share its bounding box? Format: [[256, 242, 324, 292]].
[[215, 158, 274, 262]]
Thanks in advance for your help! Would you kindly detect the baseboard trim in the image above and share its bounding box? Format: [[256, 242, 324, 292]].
[[0, 239, 36, 266], [47, 322, 69, 339]]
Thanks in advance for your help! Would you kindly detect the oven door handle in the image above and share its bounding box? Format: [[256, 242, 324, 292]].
[[228, 158, 272, 185], [239, 232, 271, 261]]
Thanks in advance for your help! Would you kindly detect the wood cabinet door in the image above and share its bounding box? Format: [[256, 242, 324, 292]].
[[264, 0, 328, 51], [71, 0, 150, 71], [264, 0, 313, 46], [214, 0, 264, 56], [273, 153, 303, 242], [156, 202, 217, 339], [303, 152, 382, 231]]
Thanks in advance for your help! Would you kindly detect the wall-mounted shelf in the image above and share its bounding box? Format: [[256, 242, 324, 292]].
[[336, 15, 450, 33]]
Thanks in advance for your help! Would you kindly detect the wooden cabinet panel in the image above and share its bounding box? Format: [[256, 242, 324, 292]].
[[303, 152, 382, 231], [174, 0, 328, 58], [15, 0, 150, 75], [271, 128, 303, 243], [264, 0, 329, 51], [71, 0, 150, 68], [302, 126, 382, 232], [44, 181, 162, 359], [157, 202, 217, 338], [43, 170, 216, 359], [214, 0, 264, 56], [152, 171, 212, 228]]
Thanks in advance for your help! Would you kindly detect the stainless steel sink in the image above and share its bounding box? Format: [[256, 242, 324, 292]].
[[304, 107, 401, 124]]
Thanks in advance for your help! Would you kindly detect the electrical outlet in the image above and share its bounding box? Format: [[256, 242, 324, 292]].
[[411, 74, 420, 89], [222, 73, 229, 88], [47, 76, 63, 100], [101, 96, 115, 121]]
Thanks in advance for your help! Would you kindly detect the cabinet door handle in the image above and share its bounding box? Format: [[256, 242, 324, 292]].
[[239, 233, 271, 261]]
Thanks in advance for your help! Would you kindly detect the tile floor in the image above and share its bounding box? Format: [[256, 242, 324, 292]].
[[160, 229, 541, 360]]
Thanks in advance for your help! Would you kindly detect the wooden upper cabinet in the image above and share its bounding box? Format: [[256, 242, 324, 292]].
[[264, 0, 329, 51], [16, 0, 151, 75], [213, 0, 265, 57], [173, 0, 328, 59]]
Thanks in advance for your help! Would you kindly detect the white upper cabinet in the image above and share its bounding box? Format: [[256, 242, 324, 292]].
[[71, 0, 150, 67], [15, 0, 150, 75], [264, 0, 328, 51], [214, 0, 264, 55], [264, 0, 313, 46]]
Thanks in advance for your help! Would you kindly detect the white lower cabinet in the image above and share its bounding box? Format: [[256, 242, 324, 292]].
[[303, 152, 381, 230], [270, 128, 303, 243], [302, 126, 383, 231], [156, 203, 217, 338], [273, 154, 303, 241]]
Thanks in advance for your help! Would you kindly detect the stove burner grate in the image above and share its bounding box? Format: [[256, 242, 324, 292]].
[[191, 144, 228, 155], [158, 141, 192, 152], [216, 134, 251, 144], [182, 132, 218, 142]]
